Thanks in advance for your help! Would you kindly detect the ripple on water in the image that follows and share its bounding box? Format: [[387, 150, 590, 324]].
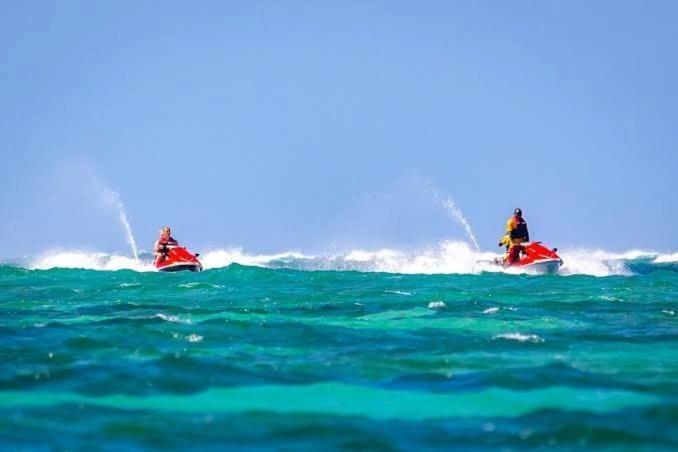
[[0, 262, 675, 449]]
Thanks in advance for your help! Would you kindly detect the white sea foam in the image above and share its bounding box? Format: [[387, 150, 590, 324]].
[[199, 244, 491, 274], [493, 333, 544, 343], [200, 249, 311, 270], [179, 282, 200, 288], [20, 243, 676, 278], [557, 249, 655, 277], [335, 241, 498, 274], [28, 250, 153, 272], [186, 334, 203, 343], [155, 313, 191, 324], [653, 252, 678, 264], [483, 307, 500, 314]]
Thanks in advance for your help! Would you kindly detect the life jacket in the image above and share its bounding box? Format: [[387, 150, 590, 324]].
[[158, 236, 178, 247], [509, 216, 528, 241]]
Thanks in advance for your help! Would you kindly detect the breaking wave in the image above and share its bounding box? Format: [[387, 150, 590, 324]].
[[555, 249, 665, 277], [27, 251, 153, 272], [13, 242, 678, 277], [653, 251, 678, 264]]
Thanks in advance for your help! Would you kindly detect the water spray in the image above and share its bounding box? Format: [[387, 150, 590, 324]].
[[414, 177, 481, 251], [440, 197, 480, 251], [102, 188, 139, 260]]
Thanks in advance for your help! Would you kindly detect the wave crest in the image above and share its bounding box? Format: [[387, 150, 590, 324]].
[[18, 243, 677, 277], [653, 252, 678, 264], [28, 251, 152, 272]]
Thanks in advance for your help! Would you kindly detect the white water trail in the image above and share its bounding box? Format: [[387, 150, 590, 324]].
[[102, 188, 139, 260], [24, 244, 674, 276]]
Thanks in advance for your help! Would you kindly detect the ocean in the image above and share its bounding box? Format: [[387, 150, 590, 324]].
[[1, 244, 676, 449]]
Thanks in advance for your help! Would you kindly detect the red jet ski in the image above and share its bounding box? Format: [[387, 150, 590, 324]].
[[155, 245, 203, 272], [495, 242, 563, 273]]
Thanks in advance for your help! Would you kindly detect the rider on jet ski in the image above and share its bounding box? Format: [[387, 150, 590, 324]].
[[498, 208, 530, 265], [154, 226, 179, 264]]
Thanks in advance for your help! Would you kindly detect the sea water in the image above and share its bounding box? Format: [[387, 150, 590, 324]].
[[0, 246, 676, 449]]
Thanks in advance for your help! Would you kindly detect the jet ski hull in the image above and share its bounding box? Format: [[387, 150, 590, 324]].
[[519, 258, 562, 274], [157, 262, 203, 272], [155, 246, 203, 272], [497, 242, 563, 274]]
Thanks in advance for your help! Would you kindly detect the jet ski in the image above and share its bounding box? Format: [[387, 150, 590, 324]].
[[495, 242, 563, 273], [155, 245, 203, 272]]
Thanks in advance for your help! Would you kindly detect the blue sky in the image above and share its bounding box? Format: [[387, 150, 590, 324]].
[[1, 1, 677, 257]]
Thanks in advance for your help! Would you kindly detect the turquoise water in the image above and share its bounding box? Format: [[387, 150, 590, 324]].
[[1, 260, 676, 449]]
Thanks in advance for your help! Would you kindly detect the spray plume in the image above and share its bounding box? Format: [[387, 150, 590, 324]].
[[414, 177, 480, 251], [102, 188, 139, 260]]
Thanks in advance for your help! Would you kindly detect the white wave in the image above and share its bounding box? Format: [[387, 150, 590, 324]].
[[344, 249, 400, 262], [199, 249, 312, 270], [28, 250, 153, 272], [188, 241, 496, 274], [179, 282, 201, 288], [20, 244, 676, 277], [385, 290, 412, 296], [186, 334, 203, 343], [598, 295, 621, 302], [493, 333, 544, 343], [155, 313, 191, 324], [653, 252, 678, 264], [118, 283, 140, 288], [337, 241, 498, 274], [557, 249, 658, 277]]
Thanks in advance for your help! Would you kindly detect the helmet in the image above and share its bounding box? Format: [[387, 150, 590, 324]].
[[161, 226, 171, 234], [514, 208, 522, 217]]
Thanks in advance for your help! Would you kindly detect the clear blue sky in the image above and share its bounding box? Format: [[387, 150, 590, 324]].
[[1, 1, 677, 257]]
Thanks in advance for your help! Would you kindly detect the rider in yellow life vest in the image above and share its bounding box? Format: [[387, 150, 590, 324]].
[[498, 208, 530, 264]]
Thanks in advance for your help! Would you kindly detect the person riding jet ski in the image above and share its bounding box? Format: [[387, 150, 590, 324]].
[[154, 226, 179, 265], [498, 208, 530, 265]]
